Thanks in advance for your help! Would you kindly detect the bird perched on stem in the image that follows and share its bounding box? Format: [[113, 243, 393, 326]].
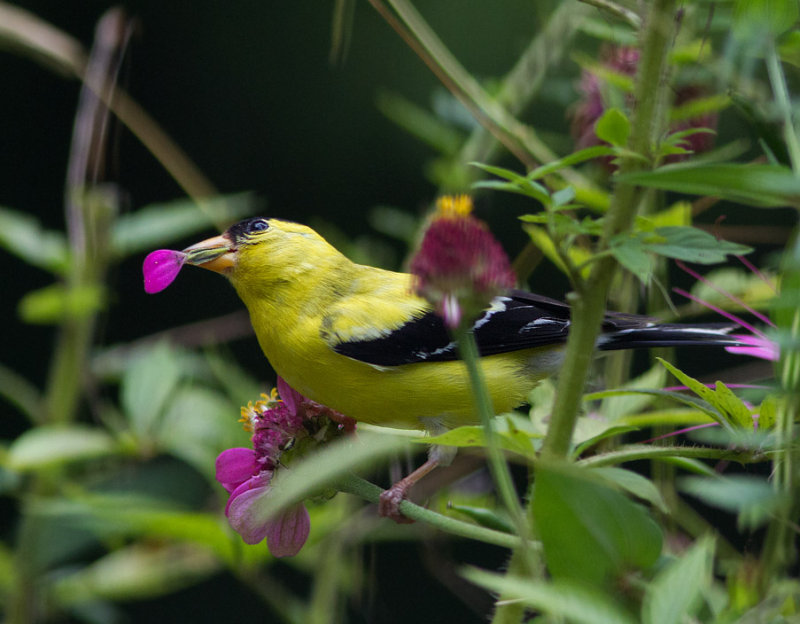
[[149, 197, 742, 519]]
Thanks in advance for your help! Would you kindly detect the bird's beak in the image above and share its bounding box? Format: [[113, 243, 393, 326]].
[[182, 235, 236, 274]]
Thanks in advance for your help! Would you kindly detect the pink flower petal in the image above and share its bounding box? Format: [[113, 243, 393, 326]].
[[143, 249, 187, 294], [226, 484, 272, 545], [725, 335, 779, 361], [266, 503, 311, 557], [225, 472, 271, 515], [215, 448, 259, 492]]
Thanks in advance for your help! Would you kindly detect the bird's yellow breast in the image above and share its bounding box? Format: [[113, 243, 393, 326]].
[[226, 224, 552, 429]]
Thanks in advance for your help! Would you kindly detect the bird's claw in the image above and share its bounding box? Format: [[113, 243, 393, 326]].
[[379, 485, 415, 524]]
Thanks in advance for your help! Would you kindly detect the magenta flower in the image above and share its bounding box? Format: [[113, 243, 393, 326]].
[[214, 377, 352, 557], [143, 249, 187, 294], [674, 260, 778, 362], [570, 45, 717, 164], [410, 195, 516, 328]]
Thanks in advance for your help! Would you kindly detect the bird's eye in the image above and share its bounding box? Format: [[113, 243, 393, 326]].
[[249, 219, 270, 233]]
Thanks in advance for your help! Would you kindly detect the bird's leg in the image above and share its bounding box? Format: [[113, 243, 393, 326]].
[[378, 442, 456, 523], [378, 456, 440, 523]]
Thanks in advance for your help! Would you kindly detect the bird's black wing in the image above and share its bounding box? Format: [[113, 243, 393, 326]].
[[332, 290, 589, 366], [332, 289, 738, 367]]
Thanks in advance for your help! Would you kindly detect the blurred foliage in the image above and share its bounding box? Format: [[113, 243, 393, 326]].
[[1, 0, 799, 623]]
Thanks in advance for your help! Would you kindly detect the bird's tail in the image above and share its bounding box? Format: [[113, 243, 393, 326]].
[[597, 323, 743, 351]]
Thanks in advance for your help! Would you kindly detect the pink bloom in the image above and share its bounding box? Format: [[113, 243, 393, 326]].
[[143, 249, 186, 294], [725, 335, 779, 361], [410, 195, 515, 328], [675, 259, 778, 362], [214, 378, 351, 556]]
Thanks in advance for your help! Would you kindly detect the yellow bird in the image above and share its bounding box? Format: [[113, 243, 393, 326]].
[[180, 215, 740, 515]]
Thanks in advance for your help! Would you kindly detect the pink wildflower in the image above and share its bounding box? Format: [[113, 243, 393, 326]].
[[410, 195, 516, 328], [674, 260, 778, 362], [214, 377, 352, 556], [143, 250, 187, 294]]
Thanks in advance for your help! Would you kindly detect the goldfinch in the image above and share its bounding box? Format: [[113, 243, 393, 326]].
[[179, 216, 740, 434]]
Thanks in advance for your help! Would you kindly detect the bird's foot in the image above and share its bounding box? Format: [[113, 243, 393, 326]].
[[379, 483, 415, 524], [377, 457, 441, 524]]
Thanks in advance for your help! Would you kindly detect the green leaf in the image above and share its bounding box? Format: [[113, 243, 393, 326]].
[[160, 386, 247, 479], [418, 419, 539, 458], [611, 234, 655, 283], [590, 467, 668, 513], [595, 108, 630, 147], [121, 343, 184, 439], [53, 543, 220, 604], [472, 162, 552, 204], [18, 283, 106, 324], [527, 145, 616, 180], [572, 424, 640, 458], [733, 0, 798, 39], [449, 505, 514, 534], [111, 194, 254, 258], [463, 570, 637, 624], [600, 363, 667, 421], [7, 425, 120, 470], [644, 226, 753, 264], [617, 163, 800, 208], [0, 206, 70, 274], [251, 431, 409, 523], [658, 358, 753, 429], [532, 461, 662, 587], [642, 536, 715, 624], [679, 475, 782, 530]]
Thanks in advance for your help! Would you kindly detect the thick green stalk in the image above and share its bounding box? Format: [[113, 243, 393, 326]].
[[492, 5, 679, 622], [541, 0, 678, 459]]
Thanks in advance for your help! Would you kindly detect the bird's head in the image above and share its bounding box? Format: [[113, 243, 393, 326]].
[[182, 217, 343, 288]]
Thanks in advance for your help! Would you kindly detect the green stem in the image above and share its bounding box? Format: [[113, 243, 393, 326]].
[[541, 0, 678, 459], [336, 474, 536, 551], [766, 41, 800, 172], [576, 443, 765, 468], [454, 327, 528, 535]]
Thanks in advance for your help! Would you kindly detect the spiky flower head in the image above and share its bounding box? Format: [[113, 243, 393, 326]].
[[410, 195, 516, 328]]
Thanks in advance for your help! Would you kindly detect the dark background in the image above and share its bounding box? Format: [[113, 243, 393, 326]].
[[2, 0, 561, 390], [2, 3, 789, 622], [2, 3, 554, 621]]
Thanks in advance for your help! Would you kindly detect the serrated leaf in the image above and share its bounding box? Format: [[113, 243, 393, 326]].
[[533, 461, 662, 588], [0, 207, 70, 274], [18, 283, 106, 324], [644, 226, 752, 264], [617, 163, 800, 208], [642, 536, 715, 624], [7, 425, 119, 470], [658, 358, 752, 429], [595, 108, 631, 147]]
